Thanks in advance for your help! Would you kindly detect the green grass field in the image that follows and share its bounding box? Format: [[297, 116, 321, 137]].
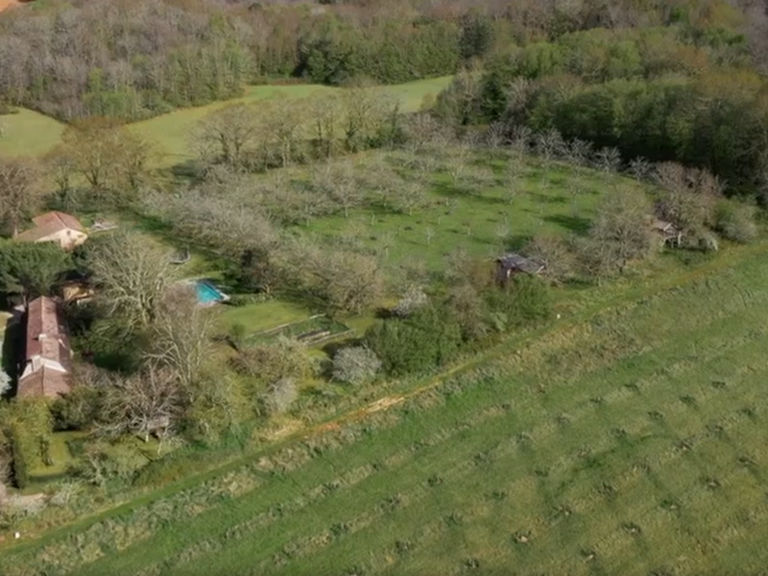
[[0, 109, 64, 157], [131, 76, 451, 166], [304, 152, 638, 270], [218, 299, 312, 334], [1, 77, 452, 163], [4, 241, 768, 576]]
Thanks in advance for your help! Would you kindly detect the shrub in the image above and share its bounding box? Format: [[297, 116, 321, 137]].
[[234, 336, 313, 384], [366, 304, 462, 376], [261, 378, 298, 416], [485, 274, 551, 330], [524, 235, 577, 284], [391, 286, 429, 318], [444, 283, 490, 341], [332, 347, 382, 385], [9, 428, 29, 489], [715, 200, 757, 243], [228, 322, 247, 349]]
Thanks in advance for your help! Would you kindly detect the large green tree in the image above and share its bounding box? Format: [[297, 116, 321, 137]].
[[0, 242, 73, 304]]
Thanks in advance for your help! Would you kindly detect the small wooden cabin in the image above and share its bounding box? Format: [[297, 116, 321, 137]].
[[495, 253, 545, 285]]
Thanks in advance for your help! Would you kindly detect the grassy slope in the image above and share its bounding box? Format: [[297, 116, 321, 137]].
[[0, 109, 64, 157], [1, 77, 452, 162], [4, 242, 768, 576]]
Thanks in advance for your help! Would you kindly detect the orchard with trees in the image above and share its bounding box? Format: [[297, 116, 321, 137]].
[[1, 0, 768, 550]]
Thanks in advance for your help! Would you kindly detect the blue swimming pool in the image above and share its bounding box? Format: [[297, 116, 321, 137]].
[[195, 280, 227, 305]]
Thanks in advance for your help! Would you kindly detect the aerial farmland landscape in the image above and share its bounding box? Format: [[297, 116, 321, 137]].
[[2, 1, 768, 575]]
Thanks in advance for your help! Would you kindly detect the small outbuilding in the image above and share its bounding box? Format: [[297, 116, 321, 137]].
[[61, 280, 94, 304], [495, 253, 545, 285], [15, 211, 87, 251]]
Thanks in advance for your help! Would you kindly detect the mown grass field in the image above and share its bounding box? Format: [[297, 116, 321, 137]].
[[0, 108, 64, 157], [0, 76, 452, 163], [4, 241, 768, 576]]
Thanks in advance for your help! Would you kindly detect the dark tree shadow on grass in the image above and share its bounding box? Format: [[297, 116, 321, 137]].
[[543, 214, 592, 234], [2, 316, 22, 397], [528, 192, 569, 204]]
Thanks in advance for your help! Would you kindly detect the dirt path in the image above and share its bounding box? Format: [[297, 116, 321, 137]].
[[3, 240, 768, 559]]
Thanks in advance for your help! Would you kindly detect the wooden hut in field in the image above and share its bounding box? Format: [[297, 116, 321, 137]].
[[495, 253, 545, 286]]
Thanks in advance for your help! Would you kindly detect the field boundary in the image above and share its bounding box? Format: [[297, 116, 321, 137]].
[[3, 240, 768, 559]]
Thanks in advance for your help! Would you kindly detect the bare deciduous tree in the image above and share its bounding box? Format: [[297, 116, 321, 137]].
[[595, 147, 622, 173], [148, 286, 214, 390], [565, 138, 593, 166], [235, 336, 313, 384], [628, 157, 651, 181], [581, 188, 653, 275], [45, 145, 78, 202], [99, 368, 182, 442], [143, 186, 277, 258], [0, 156, 43, 236], [509, 125, 533, 158], [311, 161, 361, 218], [534, 129, 565, 162], [289, 241, 385, 314], [654, 162, 721, 236], [391, 181, 427, 216], [524, 234, 576, 284], [88, 231, 173, 330], [193, 103, 259, 166], [403, 113, 453, 150], [260, 97, 306, 167], [62, 118, 151, 197], [310, 94, 342, 159], [340, 84, 397, 153], [446, 144, 471, 189]]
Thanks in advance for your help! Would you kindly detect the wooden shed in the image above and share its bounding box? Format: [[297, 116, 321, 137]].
[[495, 253, 545, 285]]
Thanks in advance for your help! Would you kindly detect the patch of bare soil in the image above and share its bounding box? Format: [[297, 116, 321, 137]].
[[0, 0, 20, 13]]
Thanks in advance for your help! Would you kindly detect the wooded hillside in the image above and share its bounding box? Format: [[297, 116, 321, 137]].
[[1, 0, 767, 121]]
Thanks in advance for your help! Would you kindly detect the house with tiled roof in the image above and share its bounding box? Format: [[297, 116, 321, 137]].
[[18, 296, 72, 399], [15, 211, 87, 251]]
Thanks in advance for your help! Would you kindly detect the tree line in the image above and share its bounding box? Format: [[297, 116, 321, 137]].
[[2, 0, 767, 121], [436, 20, 768, 195]]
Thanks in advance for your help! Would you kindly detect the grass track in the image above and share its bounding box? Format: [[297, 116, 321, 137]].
[[4, 241, 768, 575]]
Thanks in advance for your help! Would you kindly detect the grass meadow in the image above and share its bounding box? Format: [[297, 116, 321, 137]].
[[304, 151, 641, 271], [131, 76, 452, 166], [0, 76, 452, 163], [0, 108, 64, 157], [4, 240, 768, 575]]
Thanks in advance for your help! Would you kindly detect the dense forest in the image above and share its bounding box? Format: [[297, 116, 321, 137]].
[[1, 0, 767, 122]]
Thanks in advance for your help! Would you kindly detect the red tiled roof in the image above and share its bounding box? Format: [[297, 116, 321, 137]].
[[15, 211, 85, 242], [18, 367, 71, 399], [21, 296, 72, 398]]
